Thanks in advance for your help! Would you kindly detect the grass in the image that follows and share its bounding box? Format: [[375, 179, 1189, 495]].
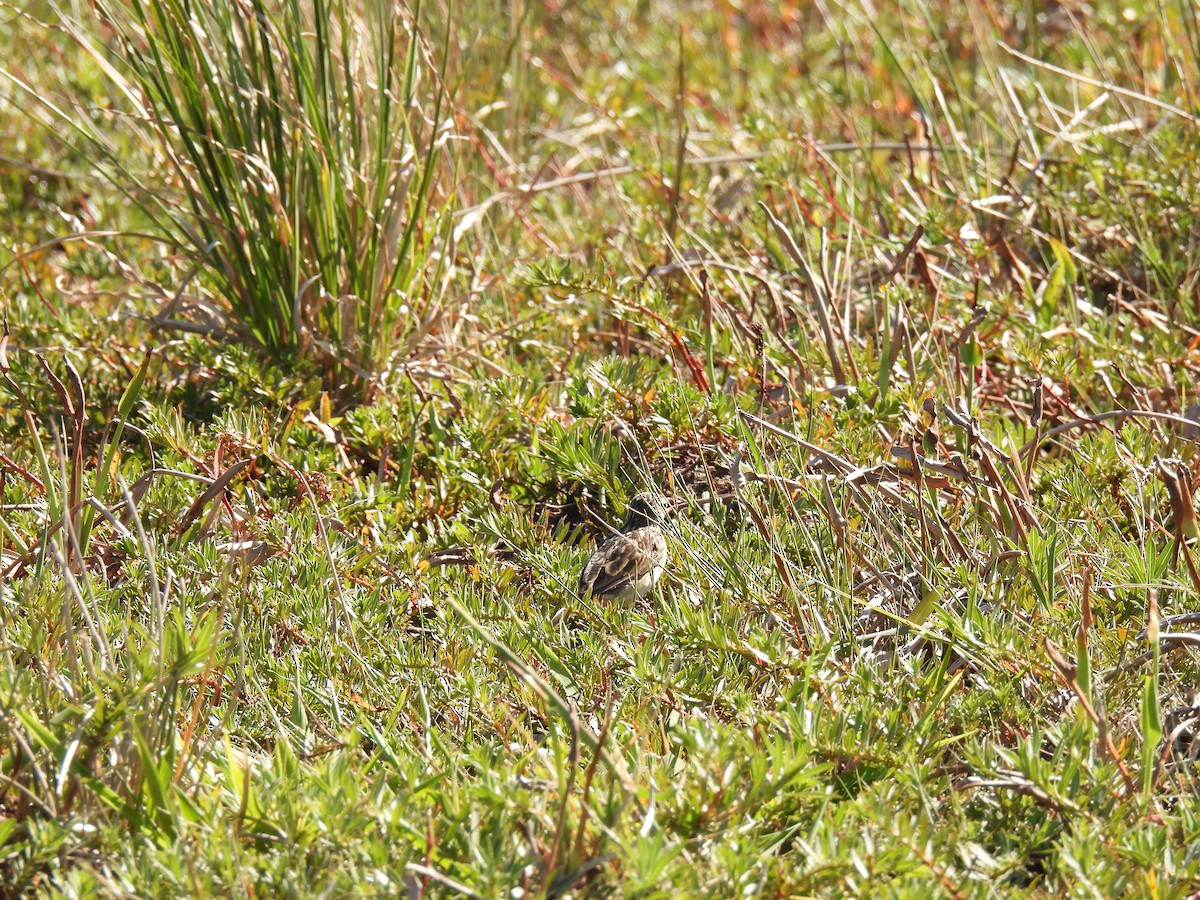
[[4, 0, 1200, 895], [11, 0, 454, 403]]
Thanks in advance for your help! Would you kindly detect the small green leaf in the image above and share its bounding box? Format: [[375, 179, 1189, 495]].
[[961, 334, 982, 368], [1041, 262, 1065, 313], [1139, 673, 1162, 794], [1049, 238, 1077, 287]]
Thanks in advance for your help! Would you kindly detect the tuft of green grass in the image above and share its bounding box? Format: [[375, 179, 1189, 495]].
[[14, 0, 457, 403]]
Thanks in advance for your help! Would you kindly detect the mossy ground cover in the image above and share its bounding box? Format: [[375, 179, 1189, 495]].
[[3, 0, 1200, 895]]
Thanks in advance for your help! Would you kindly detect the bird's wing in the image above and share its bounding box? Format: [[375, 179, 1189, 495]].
[[579, 528, 665, 597]]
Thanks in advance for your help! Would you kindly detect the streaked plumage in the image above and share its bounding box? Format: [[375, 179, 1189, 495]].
[[578, 493, 670, 601]]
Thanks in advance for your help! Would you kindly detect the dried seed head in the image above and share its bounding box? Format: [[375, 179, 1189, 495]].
[[1156, 456, 1198, 541]]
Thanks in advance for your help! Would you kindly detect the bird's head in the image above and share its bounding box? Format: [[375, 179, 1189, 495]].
[[621, 492, 673, 531]]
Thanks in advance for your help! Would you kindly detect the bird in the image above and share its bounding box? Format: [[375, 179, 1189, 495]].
[[577, 492, 671, 601]]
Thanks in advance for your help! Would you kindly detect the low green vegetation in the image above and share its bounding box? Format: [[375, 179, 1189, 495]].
[[3, 0, 1200, 895]]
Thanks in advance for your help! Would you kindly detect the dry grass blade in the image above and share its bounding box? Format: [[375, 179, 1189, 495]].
[[404, 863, 486, 900], [759, 202, 846, 385], [1155, 456, 1200, 594], [175, 458, 252, 536]]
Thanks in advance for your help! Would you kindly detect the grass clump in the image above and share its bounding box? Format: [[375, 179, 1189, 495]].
[[24, 0, 456, 402]]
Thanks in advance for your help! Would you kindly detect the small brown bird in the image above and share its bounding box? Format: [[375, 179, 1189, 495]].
[[578, 493, 671, 601]]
